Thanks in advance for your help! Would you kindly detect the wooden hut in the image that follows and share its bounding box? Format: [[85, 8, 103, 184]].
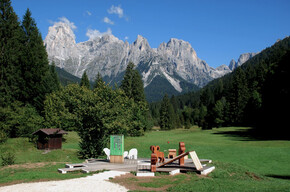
[[32, 129, 67, 150]]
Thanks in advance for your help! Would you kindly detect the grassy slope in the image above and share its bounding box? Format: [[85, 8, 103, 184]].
[[1, 127, 290, 191], [0, 132, 88, 185]]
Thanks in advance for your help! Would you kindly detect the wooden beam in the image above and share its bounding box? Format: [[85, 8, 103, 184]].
[[157, 152, 190, 168], [189, 151, 203, 171]]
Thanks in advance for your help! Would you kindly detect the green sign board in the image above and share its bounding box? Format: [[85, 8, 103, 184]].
[[110, 135, 124, 156]]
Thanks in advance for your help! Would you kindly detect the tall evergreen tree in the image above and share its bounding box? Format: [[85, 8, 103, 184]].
[[80, 71, 90, 89], [21, 8, 55, 111], [131, 70, 146, 103], [159, 94, 175, 130], [228, 67, 249, 125], [120, 62, 152, 133], [121, 62, 146, 103], [48, 62, 61, 91], [93, 72, 104, 89], [42, 62, 61, 94], [120, 62, 134, 98], [213, 97, 226, 127], [0, 0, 24, 106]]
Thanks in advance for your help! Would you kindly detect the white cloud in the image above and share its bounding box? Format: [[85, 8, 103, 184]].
[[86, 28, 112, 40], [124, 36, 129, 40], [58, 17, 77, 30], [103, 17, 114, 25], [49, 17, 77, 30], [108, 5, 124, 18], [86, 11, 92, 16]]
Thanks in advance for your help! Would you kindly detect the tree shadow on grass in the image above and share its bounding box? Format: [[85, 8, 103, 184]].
[[266, 174, 290, 180], [212, 127, 290, 141]]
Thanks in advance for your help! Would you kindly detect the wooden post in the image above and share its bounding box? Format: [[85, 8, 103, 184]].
[[178, 142, 186, 166], [151, 153, 157, 172]]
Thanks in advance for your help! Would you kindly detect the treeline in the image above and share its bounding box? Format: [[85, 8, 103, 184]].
[[151, 37, 290, 137], [0, 1, 151, 158], [0, 0, 60, 141]]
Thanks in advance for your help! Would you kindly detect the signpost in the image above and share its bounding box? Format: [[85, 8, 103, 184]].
[[110, 135, 124, 163]]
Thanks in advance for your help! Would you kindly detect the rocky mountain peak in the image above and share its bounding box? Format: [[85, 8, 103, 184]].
[[158, 38, 198, 62], [229, 59, 236, 70], [237, 53, 257, 64], [44, 22, 78, 63], [229, 53, 257, 71], [45, 22, 76, 44], [99, 34, 120, 43], [132, 35, 151, 51]]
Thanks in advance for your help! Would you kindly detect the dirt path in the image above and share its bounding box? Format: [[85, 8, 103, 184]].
[[0, 171, 128, 192]]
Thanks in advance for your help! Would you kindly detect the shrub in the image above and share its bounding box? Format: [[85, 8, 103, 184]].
[[0, 130, 7, 144], [1, 152, 16, 166]]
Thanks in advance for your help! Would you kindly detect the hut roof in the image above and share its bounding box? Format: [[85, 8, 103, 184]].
[[32, 128, 68, 136]]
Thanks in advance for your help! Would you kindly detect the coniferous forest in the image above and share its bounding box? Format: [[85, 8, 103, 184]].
[[151, 37, 290, 138], [0, 1, 60, 140]]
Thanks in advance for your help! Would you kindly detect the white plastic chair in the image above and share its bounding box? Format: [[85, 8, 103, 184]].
[[123, 151, 128, 159], [128, 148, 138, 159], [103, 148, 110, 160]]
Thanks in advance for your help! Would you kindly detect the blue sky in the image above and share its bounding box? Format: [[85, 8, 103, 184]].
[[11, 0, 290, 68]]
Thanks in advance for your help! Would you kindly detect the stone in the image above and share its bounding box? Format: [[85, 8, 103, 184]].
[[169, 169, 180, 175]]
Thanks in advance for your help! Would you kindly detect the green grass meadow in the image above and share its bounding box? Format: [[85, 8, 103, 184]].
[[125, 127, 290, 191], [0, 132, 88, 186], [1, 127, 290, 191]]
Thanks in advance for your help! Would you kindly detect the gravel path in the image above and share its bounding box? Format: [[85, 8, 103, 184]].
[[0, 171, 128, 192]]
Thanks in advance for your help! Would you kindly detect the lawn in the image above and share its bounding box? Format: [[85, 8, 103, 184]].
[[123, 127, 290, 191], [0, 132, 91, 186], [1, 127, 290, 191]]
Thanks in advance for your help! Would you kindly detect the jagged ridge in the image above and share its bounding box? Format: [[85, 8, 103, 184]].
[[44, 21, 256, 97]]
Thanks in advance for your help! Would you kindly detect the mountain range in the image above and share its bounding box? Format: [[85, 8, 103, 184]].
[[44, 21, 256, 101]]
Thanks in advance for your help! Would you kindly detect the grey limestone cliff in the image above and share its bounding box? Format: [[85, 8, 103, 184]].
[[44, 21, 255, 93]]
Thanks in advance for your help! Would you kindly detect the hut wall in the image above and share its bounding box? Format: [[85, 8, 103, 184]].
[[48, 135, 62, 149]]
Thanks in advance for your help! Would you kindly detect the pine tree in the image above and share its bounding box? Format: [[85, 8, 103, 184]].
[[120, 62, 151, 133], [132, 70, 146, 103], [21, 8, 54, 111], [46, 62, 61, 91], [228, 67, 249, 125], [80, 71, 90, 89], [121, 62, 134, 99], [0, 0, 24, 106], [159, 94, 175, 130], [93, 72, 104, 89], [120, 62, 146, 103], [213, 97, 226, 127]]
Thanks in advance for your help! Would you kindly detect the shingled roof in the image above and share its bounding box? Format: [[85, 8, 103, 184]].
[[32, 128, 68, 136]]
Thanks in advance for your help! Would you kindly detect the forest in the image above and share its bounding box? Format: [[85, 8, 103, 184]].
[[151, 37, 290, 138]]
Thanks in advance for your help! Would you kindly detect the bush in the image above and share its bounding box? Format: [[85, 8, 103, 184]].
[[1, 152, 16, 166], [0, 130, 7, 144]]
